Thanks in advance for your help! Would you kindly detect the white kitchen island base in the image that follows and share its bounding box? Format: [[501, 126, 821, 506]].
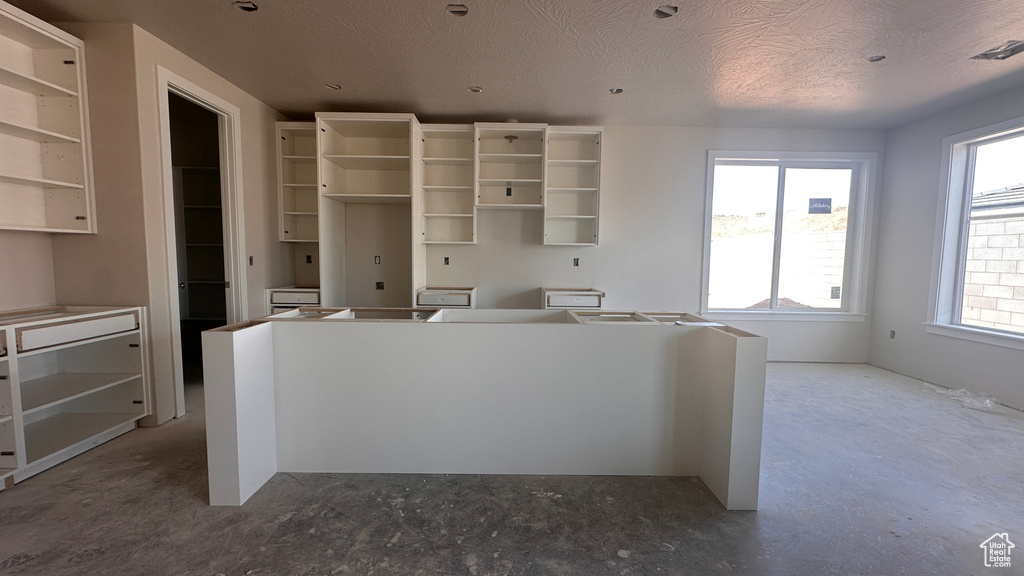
[[203, 309, 767, 509]]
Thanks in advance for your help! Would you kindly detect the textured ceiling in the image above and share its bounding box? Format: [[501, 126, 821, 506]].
[[11, 0, 1024, 128]]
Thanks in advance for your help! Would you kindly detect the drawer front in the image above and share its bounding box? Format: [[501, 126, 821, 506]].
[[270, 291, 320, 304], [17, 311, 138, 352], [547, 293, 602, 309], [417, 292, 472, 307]]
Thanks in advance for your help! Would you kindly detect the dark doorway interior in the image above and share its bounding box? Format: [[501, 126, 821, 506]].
[[169, 92, 226, 384]]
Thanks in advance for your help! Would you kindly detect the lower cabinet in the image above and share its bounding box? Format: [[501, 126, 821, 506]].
[[415, 286, 477, 309], [266, 287, 321, 315], [0, 306, 149, 489], [542, 288, 605, 310]]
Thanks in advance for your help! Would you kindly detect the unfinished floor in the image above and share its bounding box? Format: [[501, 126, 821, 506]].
[[1, 363, 1022, 576]]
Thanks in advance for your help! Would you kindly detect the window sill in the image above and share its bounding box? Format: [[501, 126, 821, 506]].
[[702, 311, 867, 323], [924, 323, 1024, 351]]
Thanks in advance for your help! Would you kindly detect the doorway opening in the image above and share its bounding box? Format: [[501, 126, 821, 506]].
[[168, 93, 227, 386]]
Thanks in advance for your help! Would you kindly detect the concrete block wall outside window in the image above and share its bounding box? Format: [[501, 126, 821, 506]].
[[962, 216, 1024, 332]]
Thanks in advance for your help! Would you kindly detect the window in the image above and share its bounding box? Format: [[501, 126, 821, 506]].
[[702, 152, 874, 317], [931, 123, 1024, 343]]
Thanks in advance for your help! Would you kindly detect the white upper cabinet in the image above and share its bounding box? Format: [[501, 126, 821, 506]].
[[420, 124, 476, 244], [276, 122, 318, 242], [544, 127, 602, 245], [475, 123, 547, 210], [0, 1, 95, 233]]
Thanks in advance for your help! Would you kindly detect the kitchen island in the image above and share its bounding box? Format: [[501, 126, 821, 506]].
[[202, 309, 767, 509]]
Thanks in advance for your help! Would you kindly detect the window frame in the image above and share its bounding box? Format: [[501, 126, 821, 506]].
[[927, 116, 1024, 349], [701, 150, 877, 321]]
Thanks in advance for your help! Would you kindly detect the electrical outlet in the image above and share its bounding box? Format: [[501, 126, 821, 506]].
[[444, 256, 450, 266], [306, 254, 312, 264], [573, 257, 579, 267], [248, 256, 253, 266], [376, 282, 384, 290], [506, 186, 512, 197], [374, 255, 381, 265], [889, 330, 896, 339]]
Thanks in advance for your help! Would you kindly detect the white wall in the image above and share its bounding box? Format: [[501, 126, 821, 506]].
[[426, 125, 885, 361], [52, 24, 149, 309], [870, 82, 1024, 411], [0, 230, 55, 310]]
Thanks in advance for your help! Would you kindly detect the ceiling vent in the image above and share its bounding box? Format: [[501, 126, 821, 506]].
[[654, 6, 678, 19], [446, 4, 469, 17], [971, 40, 1024, 61]]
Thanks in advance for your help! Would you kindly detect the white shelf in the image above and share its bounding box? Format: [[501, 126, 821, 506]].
[[545, 215, 598, 220], [0, 173, 84, 189], [322, 155, 410, 170], [547, 187, 598, 192], [284, 211, 317, 216], [423, 157, 472, 166], [424, 213, 473, 218], [20, 372, 141, 414], [0, 415, 11, 425], [323, 193, 411, 204], [479, 153, 543, 164], [283, 183, 317, 188], [479, 179, 542, 185], [24, 412, 141, 463], [547, 159, 599, 167], [423, 186, 473, 191], [0, 64, 76, 97], [477, 203, 544, 210], [0, 120, 79, 143]]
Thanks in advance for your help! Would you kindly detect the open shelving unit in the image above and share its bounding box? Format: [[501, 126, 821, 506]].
[[544, 127, 602, 245], [175, 167, 226, 322], [0, 350, 14, 482], [0, 306, 149, 489], [277, 122, 319, 243], [0, 2, 95, 233], [421, 124, 476, 244], [317, 113, 418, 307], [475, 123, 546, 210]]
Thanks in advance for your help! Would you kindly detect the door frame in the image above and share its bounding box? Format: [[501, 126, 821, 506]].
[[156, 66, 247, 418]]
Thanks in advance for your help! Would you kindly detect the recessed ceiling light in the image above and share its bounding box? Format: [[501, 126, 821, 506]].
[[654, 5, 678, 18], [325, 83, 341, 90], [467, 85, 483, 93], [609, 88, 624, 95], [867, 55, 886, 63], [972, 40, 1024, 61], [232, 1, 258, 12], [447, 4, 469, 17]]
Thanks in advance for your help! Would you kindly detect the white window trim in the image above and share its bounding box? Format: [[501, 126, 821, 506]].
[[927, 114, 1024, 349], [701, 150, 878, 319]]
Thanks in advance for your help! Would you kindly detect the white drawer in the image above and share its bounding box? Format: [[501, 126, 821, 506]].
[[544, 289, 604, 309], [417, 292, 471, 307], [270, 291, 320, 305], [17, 311, 138, 352], [416, 287, 476, 308]]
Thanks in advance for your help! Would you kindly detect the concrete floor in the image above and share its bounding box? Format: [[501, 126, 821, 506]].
[[1, 363, 1022, 575]]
